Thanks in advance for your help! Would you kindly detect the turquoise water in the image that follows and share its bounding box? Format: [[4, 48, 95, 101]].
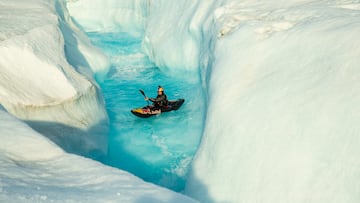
[[87, 32, 205, 191]]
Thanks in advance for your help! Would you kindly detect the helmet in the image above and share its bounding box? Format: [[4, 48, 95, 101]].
[[158, 86, 164, 92]]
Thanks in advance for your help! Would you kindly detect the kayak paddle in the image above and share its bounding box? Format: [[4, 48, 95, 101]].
[[139, 89, 150, 105]]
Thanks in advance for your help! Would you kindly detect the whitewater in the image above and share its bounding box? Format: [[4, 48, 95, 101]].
[[1, 0, 360, 203]]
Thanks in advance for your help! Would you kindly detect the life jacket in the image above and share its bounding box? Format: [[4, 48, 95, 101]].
[[155, 94, 168, 107]]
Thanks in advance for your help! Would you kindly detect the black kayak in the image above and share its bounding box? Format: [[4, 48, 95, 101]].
[[131, 99, 185, 118]]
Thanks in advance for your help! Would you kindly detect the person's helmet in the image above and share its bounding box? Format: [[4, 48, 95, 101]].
[[158, 86, 164, 92]]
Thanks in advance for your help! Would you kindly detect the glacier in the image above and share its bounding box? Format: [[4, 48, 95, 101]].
[[1, 0, 360, 203], [68, 0, 360, 202], [0, 0, 196, 202]]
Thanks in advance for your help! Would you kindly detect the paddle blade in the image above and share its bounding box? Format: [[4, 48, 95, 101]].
[[139, 89, 146, 97]]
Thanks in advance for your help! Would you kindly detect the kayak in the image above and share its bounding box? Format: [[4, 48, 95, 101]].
[[131, 99, 185, 118]]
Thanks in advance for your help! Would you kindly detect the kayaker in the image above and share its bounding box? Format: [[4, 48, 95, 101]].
[[145, 86, 168, 110]]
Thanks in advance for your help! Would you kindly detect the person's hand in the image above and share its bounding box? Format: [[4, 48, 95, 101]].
[[145, 97, 149, 101]]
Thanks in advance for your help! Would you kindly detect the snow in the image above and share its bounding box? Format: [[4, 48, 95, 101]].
[[1, 0, 360, 202]]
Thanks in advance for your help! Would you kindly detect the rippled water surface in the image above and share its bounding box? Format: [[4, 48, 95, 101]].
[[87, 32, 205, 191]]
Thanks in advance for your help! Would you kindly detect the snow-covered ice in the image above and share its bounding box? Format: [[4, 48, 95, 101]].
[[1, 0, 360, 202], [0, 0, 110, 157], [69, 0, 360, 202], [0, 0, 197, 202], [185, 1, 360, 203]]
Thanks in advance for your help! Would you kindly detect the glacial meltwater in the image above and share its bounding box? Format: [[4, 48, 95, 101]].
[[87, 32, 205, 192]]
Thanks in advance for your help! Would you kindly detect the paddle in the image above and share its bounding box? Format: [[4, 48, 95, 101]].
[[139, 89, 150, 105]]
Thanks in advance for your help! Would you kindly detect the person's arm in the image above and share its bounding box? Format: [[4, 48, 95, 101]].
[[149, 97, 160, 102], [149, 95, 166, 102], [145, 97, 158, 101]]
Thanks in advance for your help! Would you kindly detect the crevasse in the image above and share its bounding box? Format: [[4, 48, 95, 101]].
[[68, 1, 360, 203]]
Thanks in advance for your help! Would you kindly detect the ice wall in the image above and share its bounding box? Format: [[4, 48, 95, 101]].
[[66, 0, 148, 36], [0, 0, 109, 157], [186, 1, 360, 202], [142, 0, 222, 74], [0, 106, 197, 203], [67, 0, 221, 77]]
